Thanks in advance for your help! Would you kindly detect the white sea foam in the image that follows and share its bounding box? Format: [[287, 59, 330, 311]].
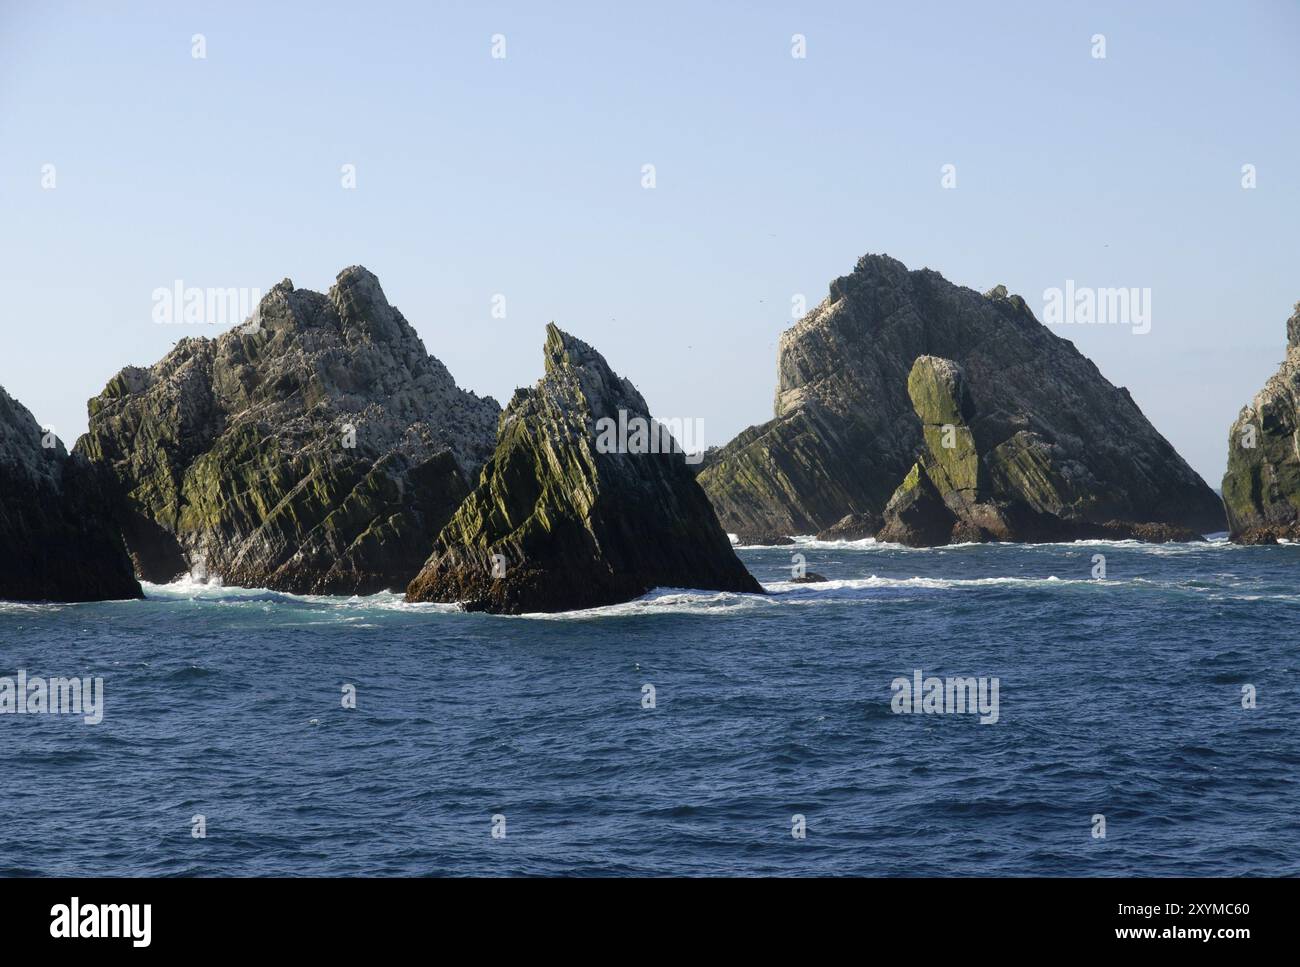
[[514, 575, 1092, 619], [516, 587, 775, 620], [95, 541, 1300, 623], [765, 574, 1080, 593], [732, 534, 1246, 556], [0, 601, 68, 614]]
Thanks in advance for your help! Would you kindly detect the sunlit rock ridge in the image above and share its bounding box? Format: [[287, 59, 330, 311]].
[[76, 267, 500, 594]]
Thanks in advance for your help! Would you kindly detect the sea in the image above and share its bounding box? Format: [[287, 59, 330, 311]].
[[1, 537, 1296, 877]]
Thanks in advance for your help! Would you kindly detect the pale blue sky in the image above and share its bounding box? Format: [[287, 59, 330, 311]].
[[2, 0, 1297, 484]]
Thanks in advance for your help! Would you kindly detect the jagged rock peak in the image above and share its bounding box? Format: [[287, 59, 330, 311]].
[[544, 320, 592, 364], [700, 252, 1225, 542], [1286, 301, 1300, 351], [0, 385, 65, 488], [406, 325, 761, 614], [328, 265, 402, 342], [540, 321, 646, 416]]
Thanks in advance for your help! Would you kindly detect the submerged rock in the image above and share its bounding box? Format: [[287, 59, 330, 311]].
[[0, 386, 142, 602], [732, 532, 796, 546], [405, 324, 762, 614], [1222, 302, 1300, 543], [790, 572, 829, 584], [877, 356, 1211, 546], [699, 254, 1225, 539], [815, 511, 883, 542], [76, 267, 499, 593]]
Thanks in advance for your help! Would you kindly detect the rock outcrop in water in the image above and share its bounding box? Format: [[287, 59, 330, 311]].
[[0, 386, 142, 601], [699, 254, 1225, 542], [876, 356, 1202, 545], [405, 324, 762, 613], [1222, 302, 1300, 543], [76, 267, 500, 593]]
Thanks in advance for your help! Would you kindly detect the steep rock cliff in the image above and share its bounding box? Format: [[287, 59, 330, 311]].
[[700, 254, 1224, 540], [406, 325, 762, 613], [0, 386, 142, 601], [1222, 303, 1300, 543]]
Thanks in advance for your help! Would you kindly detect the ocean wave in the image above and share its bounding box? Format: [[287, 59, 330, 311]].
[[511, 575, 1092, 618], [141, 577, 293, 604], [515, 587, 776, 620], [769, 534, 1240, 553], [68, 552, 1300, 621], [765, 574, 1084, 592], [0, 601, 68, 614]]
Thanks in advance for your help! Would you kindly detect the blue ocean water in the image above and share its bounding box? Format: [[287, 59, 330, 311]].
[[1, 537, 1296, 877]]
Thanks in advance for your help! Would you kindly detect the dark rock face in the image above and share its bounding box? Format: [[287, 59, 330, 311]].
[[815, 511, 882, 542], [877, 356, 1212, 546], [699, 254, 1225, 539], [405, 324, 762, 614], [733, 532, 796, 546], [76, 267, 499, 593], [1222, 302, 1300, 543], [876, 461, 961, 546], [0, 386, 142, 602]]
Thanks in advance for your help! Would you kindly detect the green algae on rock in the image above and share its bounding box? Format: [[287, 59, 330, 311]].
[[1222, 302, 1300, 543], [699, 254, 1225, 542], [405, 324, 762, 614], [878, 356, 1207, 546], [0, 385, 142, 602], [76, 267, 499, 594]]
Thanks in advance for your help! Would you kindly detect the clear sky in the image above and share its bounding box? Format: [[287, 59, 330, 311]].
[[2, 0, 1296, 485]]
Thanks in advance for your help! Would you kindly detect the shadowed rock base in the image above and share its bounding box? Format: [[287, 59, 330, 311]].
[[0, 386, 142, 602]]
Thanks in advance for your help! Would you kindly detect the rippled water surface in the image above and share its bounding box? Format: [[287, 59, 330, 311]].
[[1, 538, 1296, 876]]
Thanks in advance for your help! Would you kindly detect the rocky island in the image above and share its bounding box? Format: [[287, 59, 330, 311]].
[[0, 386, 142, 602], [1222, 302, 1300, 543], [699, 254, 1225, 544], [405, 324, 762, 613], [76, 267, 500, 594]]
